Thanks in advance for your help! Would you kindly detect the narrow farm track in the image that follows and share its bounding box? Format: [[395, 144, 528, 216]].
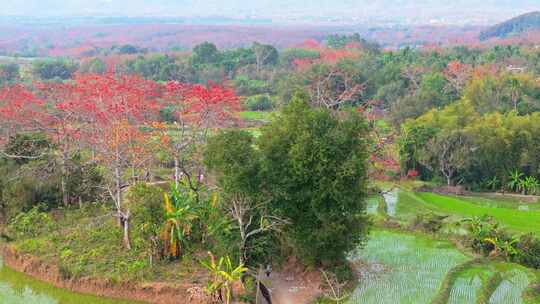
[[258, 268, 321, 304]]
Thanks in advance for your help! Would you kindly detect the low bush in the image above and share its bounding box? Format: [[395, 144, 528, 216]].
[[8, 206, 56, 238], [462, 216, 540, 269], [410, 212, 447, 233], [515, 233, 540, 269], [243, 94, 275, 111]]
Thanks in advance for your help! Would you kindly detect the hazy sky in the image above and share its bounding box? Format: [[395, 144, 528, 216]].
[[2, 0, 539, 24]]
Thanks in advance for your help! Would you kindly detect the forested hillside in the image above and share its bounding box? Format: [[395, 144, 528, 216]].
[[480, 11, 540, 40]]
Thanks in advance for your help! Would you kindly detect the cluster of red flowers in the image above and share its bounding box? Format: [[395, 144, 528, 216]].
[[0, 73, 241, 154], [292, 39, 361, 70]]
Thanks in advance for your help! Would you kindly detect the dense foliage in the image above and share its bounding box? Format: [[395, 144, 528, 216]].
[[400, 100, 540, 189], [206, 95, 370, 266], [2, 34, 540, 302]]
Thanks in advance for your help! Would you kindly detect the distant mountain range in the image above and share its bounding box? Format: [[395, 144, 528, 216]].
[[2, 0, 540, 26], [479, 11, 540, 40]]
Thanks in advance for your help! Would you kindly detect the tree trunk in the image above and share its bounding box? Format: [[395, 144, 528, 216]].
[[123, 213, 132, 250], [174, 156, 180, 189], [239, 240, 247, 266], [114, 157, 131, 250], [61, 173, 69, 206], [60, 151, 69, 206]]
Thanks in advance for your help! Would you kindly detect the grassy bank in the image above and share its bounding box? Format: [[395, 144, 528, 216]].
[[5, 204, 207, 284]]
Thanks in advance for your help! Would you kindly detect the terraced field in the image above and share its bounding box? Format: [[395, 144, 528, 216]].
[[348, 230, 468, 304], [444, 262, 539, 304], [355, 189, 540, 304], [349, 230, 540, 304], [379, 190, 540, 234]]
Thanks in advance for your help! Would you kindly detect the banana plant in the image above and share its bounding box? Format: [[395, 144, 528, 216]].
[[462, 215, 498, 240], [161, 185, 198, 258], [484, 236, 518, 259], [198, 193, 232, 245], [507, 170, 524, 193], [523, 176, 539, 195], [201, 252, 248, 304], [485, 176, 500, 191]]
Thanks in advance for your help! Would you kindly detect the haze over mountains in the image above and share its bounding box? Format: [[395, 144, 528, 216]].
[[2, 0, 540, 25], [480, 11, 540, 40]]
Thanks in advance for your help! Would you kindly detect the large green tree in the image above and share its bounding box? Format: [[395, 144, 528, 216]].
[[32, 59, 78, 81], [205, 93, 371, 266], [192, 42, 221, 66], [0, 63, 20, 85], [258, 93, 370, 265]]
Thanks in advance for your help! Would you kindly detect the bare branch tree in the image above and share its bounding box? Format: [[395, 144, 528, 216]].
[[227, 194, 288, 265], [320, 269, 350, 304], [307, 66, 366, 109]]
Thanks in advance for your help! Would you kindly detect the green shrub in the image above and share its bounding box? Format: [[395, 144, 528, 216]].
[[515, 233, 540, 269], [32, 58, 78, 80], [126, 183, 165, 242], [8, 206, 56, 238], [17, 239, 47, 254], [1, 170, 61, 219], [244, 94, 275, 111], [410, 212, 447, 233]]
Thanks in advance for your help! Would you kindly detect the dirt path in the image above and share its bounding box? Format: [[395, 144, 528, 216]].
[[259, 269, 322, 304]]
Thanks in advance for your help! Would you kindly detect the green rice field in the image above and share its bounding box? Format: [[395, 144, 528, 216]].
[[354, 187, 540, 304], [349, 230, 540, 304], [348, 230, 468, 304], [376, 190, 540, 234]]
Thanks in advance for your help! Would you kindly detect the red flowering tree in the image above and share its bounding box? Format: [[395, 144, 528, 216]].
[[444, 60, 472, 92], [159, 82, 242, 192], [0, 85, 50, 149], [73, 73, 160, 249], [290, 42, 365, 109], [33, 81, 89, 206]]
